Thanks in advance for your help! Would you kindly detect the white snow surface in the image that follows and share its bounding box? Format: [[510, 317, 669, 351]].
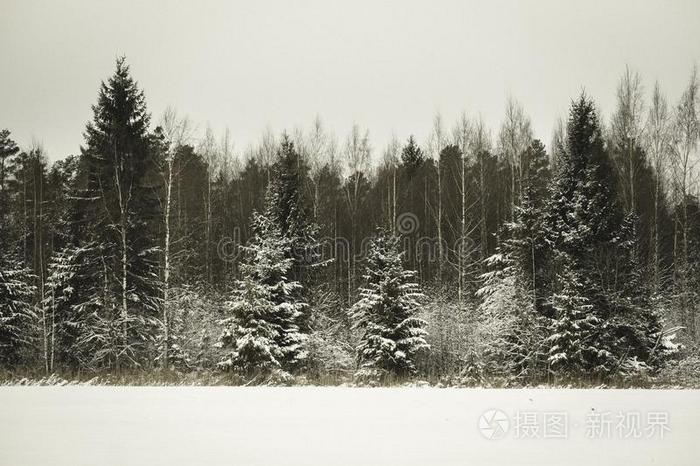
[[0, 387, 698, 466]]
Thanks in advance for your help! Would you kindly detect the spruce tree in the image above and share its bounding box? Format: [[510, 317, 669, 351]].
[[0, 253, 37, 368], [546, 253, 613, 378], [41, 244, 98, 370], [508, 139, 551, 308], [265, 134, 323, 326], [72, 57, 162, 369], [0, 130, 39, 368], [544, 94, 670, 378], [400, 135, 424, 175], [350, 230, 429, 378], [0, 129, 20, 243], [267, 136, 315, 262], [477, 139, 551, 380], [477, 251, 540, 379], [219, 212, 308, 374]]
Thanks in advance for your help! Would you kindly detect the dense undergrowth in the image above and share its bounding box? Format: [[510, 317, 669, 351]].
[[3, 356, 699, 388]]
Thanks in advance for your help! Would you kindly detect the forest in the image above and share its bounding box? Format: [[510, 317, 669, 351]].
[[1, 57, 699, 386]]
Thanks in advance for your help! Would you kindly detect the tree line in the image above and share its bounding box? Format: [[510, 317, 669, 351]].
[[1, 59, 698, 384]]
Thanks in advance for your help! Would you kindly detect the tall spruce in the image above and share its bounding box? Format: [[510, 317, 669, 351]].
[[73, 57, 162, 369], [544, 94, 669, 378], [265, 135, 323, 323]]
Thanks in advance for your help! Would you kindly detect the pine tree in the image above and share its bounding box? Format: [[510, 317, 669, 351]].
[[350, 230, 429, 378], [219, 212, 307, 374]]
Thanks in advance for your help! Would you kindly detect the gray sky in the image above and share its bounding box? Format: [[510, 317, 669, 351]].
[[2, 0, 699, 162]]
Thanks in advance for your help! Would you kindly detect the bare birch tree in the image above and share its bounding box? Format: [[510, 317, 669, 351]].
[[645, 82, 672, 290], [428, 113, 446, 279], [343, 124, 371, 300], [611, 66, 646, 214], [258, 126, 277, 181], [159, 106, 192, 368], [452, 112, 472, 302], [24, 142, 49, 373], [198, 126, 219, 285], [472, 116, 492, 268], [381, 134, 401, 231], [669, 66, 700, 338], [304, 115, 332, 220], [550, 116, 567, 170], [498, 97, 532, 219]]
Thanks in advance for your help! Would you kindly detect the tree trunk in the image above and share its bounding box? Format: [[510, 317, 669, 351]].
[[437, 157, 443, 281], [113, 148, 129, 371], [163, 157, 173, 369], [34, 160, 48, 375], [206, 168, 212, 284], [121, 217, 128, 368], [392, 167, 397, 232], [459, 150, 466, 302], [479, 152, 487, 267], [652, 177, 660, 292]]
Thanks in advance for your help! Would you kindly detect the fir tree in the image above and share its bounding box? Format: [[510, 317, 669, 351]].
[[350, 230, 429, 378]]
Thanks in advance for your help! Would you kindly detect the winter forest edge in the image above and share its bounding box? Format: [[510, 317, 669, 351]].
[[2, 58, 700, 387]]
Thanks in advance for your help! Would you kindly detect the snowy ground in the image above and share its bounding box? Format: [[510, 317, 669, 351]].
[[1, 387, 698, 466]]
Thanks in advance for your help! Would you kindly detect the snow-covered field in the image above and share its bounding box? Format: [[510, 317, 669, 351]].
[[1, 387, 698, 466]]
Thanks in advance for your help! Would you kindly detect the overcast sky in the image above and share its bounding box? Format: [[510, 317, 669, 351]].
[[2, 0, 700, 161]]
